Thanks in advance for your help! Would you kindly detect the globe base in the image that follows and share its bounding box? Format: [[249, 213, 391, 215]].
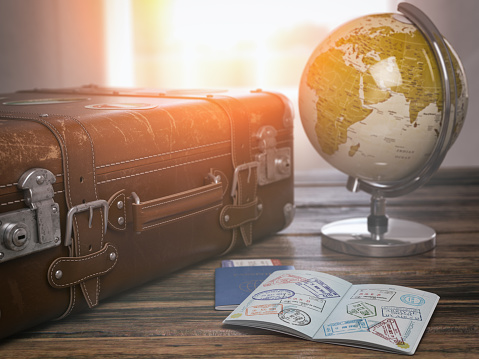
[[321, 217, 436, 257]]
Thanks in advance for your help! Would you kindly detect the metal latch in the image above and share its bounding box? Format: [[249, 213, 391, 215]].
[[255, 126, 292, 186], [0, 168, 61, 263]]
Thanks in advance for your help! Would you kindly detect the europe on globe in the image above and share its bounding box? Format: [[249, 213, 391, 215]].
[[299, 8, 468, 184]]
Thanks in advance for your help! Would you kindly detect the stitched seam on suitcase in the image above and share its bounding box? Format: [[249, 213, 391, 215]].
[[0, 182, 18, 189], [0, 189, 66, 208], [0, 198, 24, 207], [0, 146, 233, 188], [97, 153, 230, 184], [0, 143, 232, 188], [142, 204, 221, 231], [96, 140, 230, 169], [0, 173, 63, 191]]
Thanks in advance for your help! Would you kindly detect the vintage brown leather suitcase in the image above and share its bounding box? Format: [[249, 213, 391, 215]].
[[0, 86, 294, 339]]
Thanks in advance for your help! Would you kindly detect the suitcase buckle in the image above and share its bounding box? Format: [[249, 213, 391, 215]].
[[64, 200, 109, 246], [231, 162, 259, 198]]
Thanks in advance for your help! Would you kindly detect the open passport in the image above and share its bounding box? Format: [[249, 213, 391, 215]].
[[223, 270, 439, 355]]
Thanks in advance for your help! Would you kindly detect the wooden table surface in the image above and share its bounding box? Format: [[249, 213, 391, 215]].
[[1, 167, 478, 358]]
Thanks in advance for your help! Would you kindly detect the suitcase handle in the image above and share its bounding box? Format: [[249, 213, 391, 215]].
[[131, 181, 224, 233]]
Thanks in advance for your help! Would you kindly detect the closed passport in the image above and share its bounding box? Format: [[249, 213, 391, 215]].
[[215, 265, 294, 310]]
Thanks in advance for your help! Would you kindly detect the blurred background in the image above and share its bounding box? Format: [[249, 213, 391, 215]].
[[0, 0, 477, 172]]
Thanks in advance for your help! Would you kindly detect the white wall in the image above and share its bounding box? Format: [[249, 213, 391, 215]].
[[0, 0, 106, 92]]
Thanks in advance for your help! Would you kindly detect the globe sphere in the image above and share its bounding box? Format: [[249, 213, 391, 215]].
[[299, 12, 468, 185]]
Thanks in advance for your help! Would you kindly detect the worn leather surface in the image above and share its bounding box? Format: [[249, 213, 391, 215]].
[[0, 87, 294, 339]]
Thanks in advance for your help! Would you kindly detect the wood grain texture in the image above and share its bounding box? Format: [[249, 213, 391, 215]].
[[1, 167, 478, 358]]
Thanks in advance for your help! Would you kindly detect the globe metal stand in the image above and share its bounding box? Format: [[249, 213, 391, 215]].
[[321, 196, 436, 257], [320, 3, 464, 257]]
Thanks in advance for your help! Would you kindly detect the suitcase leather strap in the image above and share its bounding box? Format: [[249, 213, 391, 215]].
[[214, 96, 261, 252], [5, 113, 109, 312], [220, 197, 263, 229], [37, 114, 107, 310], [48, 243, 118, 289]]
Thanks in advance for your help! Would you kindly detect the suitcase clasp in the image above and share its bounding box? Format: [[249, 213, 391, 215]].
[[230, 161, 259, 198], [64, 200, 109, 246], [255, 126, 292, 186], [0, 168, 61, 263]]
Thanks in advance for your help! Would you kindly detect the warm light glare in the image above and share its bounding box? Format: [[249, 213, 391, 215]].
[[106, 0, 392, 88], [104, 0, 134, 87], [170, 0, 390, 43]]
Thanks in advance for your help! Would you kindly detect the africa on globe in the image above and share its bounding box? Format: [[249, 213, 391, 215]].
[[299, 3, 468, 257], [299, 11, 468, 184]]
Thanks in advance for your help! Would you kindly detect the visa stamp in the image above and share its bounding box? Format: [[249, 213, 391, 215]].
[[263, 274, 307, 287], [400, 294, 426, 306], [245, 303, 283, 316], [347, 301, 377, 318], [278, 308, 311, 326], [295, 278, 340, 299], [369, 318, 405, 345], [382, 306, 422, 321], [350, 289, 396, 302], [253, 289, 295, 301], [280, 293, 326, 312], [323, 318, 369, 336], [402, 320, 416, 341]]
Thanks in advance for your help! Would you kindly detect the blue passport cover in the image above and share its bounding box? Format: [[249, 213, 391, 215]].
[[214, 265, 294, 310]]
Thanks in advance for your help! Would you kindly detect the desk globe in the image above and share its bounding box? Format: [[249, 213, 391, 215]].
[[298, 3, 468, 257]]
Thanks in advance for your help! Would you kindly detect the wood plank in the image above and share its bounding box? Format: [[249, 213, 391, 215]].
[[1, 168, 478, 357]]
